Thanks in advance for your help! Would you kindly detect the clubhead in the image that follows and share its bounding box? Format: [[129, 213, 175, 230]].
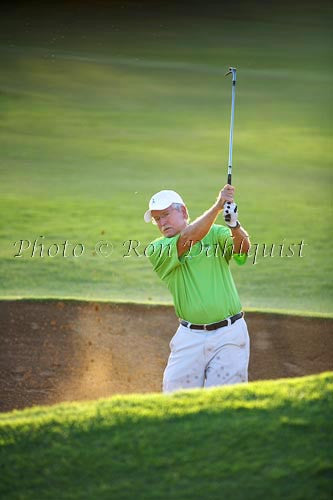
[[225, 67, 237, 77]]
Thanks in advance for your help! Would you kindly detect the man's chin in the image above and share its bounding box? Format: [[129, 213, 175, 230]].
[[162, 228, 177, 238]]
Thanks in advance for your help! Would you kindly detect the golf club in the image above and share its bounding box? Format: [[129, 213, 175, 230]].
[[225, 67, 237, 186]]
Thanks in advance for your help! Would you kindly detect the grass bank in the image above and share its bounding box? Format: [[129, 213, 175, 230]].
[[0, 372, 332, 499]]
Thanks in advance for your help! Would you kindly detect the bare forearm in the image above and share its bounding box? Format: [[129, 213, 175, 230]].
[[177, 202, 221, 255], [176, 185, 234, 256], [231, 224, 250, 254]]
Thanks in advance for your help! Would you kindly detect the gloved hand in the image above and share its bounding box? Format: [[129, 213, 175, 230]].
[[223, 201, 238, 227]]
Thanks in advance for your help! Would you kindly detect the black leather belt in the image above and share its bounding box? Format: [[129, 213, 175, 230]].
[[180, 312, 244, 331]]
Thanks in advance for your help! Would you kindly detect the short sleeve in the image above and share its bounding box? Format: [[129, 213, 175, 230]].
[[148, 235, 181, 281]]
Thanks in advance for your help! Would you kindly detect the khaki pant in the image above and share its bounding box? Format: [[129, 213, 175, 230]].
[[163, 317, 250, 393]]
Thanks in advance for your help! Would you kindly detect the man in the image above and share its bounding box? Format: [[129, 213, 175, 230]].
[[144, 185, 250, 392]]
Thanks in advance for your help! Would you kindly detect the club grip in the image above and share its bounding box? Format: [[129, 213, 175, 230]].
[[227, 173, 232, 185]]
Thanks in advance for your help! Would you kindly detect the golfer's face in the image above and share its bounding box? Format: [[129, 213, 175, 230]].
[[151, 205, 186, 237]]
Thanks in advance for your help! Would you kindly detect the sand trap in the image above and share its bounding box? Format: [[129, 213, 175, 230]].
[[0, 300, 332, 412]]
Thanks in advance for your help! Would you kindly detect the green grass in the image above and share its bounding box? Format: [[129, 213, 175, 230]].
[[1, 372, 332, 499], [0, 2, 332, 313]]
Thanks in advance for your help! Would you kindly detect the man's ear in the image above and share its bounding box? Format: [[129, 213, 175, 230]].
[[181, 205, 188, 221]]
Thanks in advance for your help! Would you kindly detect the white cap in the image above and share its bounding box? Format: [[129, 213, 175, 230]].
[[144, 190, 185, 223]]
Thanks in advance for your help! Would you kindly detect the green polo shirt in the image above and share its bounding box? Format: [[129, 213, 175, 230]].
[[148, 224, 246, 324]]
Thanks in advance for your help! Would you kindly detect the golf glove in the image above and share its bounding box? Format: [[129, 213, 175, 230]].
[[223, 202, 238, 227]]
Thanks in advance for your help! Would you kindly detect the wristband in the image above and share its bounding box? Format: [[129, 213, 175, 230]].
[[228, 221, 240, 229]]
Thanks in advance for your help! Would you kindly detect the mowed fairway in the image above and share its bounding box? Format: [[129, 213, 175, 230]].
[[0, 2, 332, 313], [0, 373, 332, 500]]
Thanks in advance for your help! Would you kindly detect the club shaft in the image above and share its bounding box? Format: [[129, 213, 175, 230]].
[[227, 71, 236, 184]]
